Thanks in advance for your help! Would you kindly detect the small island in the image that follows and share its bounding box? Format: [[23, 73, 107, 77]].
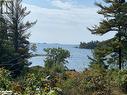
[[79, 41, 99, 49]]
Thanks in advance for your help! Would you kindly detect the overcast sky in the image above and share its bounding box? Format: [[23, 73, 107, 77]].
[[22, 0, 116, 44]]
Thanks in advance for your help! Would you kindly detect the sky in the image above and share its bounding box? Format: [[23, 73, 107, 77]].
[[22, 0, 116, 44]]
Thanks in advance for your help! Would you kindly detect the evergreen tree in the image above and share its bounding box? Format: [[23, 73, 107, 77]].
[[8, 0, 36, 77], [0, 0, 36, 77], [88, 0, 127, 69], [0, 0, 15, 68]]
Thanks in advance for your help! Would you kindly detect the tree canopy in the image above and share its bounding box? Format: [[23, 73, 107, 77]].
[[44, 48, 70, 73], [88, 0, 127, 69]]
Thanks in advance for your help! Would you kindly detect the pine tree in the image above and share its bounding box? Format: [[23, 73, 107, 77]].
[[0, 0, 36, 77], [0, 0, 15, 67], [88, 0, 127, 69]]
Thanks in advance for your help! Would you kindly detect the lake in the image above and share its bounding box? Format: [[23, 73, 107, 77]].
[[29, 43, 92, 71]]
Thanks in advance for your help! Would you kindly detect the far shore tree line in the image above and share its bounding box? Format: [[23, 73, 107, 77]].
[[1, 0, 127, 95], [79, 41, 100, 49]]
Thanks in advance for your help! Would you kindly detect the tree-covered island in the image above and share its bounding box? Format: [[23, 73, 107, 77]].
[[79, 41, 99, 49]]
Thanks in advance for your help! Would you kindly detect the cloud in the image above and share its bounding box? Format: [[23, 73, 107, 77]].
[[23, 3, 115, 44], [50, 0, 73, 9]]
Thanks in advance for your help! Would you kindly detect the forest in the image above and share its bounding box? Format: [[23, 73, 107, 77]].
[[1, 0, 127, 95]]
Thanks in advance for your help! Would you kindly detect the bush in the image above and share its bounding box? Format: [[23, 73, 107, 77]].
[[60, 64, 127, 95], [0, 68, 12, 91]]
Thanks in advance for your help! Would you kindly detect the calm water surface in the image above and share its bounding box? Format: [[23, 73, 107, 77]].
[[30, 43, 92, 71]]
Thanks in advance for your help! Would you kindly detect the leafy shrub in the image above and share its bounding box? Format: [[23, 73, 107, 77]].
[[0, 68, 12, 91]]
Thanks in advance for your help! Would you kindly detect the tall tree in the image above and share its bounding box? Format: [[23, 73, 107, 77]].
[[0, 0, 15, 67], [2, 0, 36, 77], [88, 0, 127, 69]]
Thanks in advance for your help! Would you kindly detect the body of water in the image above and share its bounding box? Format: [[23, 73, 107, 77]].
[[30, 43, 92, 71]]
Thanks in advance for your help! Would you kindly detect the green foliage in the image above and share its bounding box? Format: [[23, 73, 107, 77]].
[[1, 66, 127, 95], [47, 90, 58, 95], [15, 66, 62, 95], [79, 41, 99, 49], [0, 67, 62, 95], [6, 0, 36, 77], [0, 14, 15, 67], [61, 66, 127, 95], [44, 48, 70, 73], [1, 0, 127, 95], [61, 78, 81, 95], [0, 68, 12, 91], [88, 0, 127, 69], [0, 0, 36, 77]]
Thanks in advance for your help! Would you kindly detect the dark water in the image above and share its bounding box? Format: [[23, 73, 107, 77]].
[[29, 43, 92, 71]]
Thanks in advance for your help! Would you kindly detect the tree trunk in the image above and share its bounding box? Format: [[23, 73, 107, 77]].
[[118, 28, 122, 70]]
